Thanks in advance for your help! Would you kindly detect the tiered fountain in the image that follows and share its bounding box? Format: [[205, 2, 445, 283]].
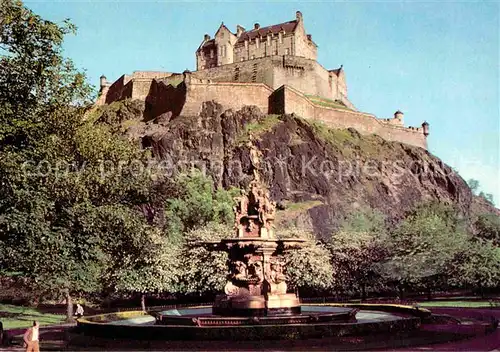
[[155, 180, 358, 327]]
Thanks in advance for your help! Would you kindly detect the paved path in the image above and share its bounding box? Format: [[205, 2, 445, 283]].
[[392, 308, 500, 352]]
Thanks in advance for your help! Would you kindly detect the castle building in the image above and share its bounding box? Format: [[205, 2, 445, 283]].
[[196, 11, 317, 69], [97, 11, 430, 150], [193, 11, 352, 110]]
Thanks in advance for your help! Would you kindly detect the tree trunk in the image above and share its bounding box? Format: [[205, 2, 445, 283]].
[[427, 286, 432, 301], [398, 284, 404, 300], [361, 283, 367, 301], [479, 283, 484, 298], [141, 294, 146, 312], [65, 289, 73, 322]]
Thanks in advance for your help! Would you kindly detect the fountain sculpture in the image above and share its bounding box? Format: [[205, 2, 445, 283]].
[[154, 180, 359, 327], [209, 179, 305, 316]]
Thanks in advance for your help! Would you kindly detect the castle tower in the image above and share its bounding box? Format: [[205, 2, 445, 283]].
[[99, 75, 108, 91], [422, 121, 430, 136], [394, 110, 404, 124], [96, 75, 110, 106]]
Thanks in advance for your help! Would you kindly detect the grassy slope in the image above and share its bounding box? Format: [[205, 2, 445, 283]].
[[0, 304, 65, 329]]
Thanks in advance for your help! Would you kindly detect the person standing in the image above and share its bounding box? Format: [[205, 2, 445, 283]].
[[23, 321, 39, 352], [75, 304, 84, 318]]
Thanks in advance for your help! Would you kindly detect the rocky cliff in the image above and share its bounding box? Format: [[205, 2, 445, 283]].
[[95, 100, 497, 238]]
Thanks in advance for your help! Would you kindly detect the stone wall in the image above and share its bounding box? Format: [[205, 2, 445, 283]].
[[271, 85, 427, 149], [194, 56, 353, 108], [103, 74, 130, 104], [215, 25, 237, 66], [234, 33, 295, 62], [193, 56, 275, 88], [97, 72, 427, 150], [149, 81, 187, 119], [98, 71, 172, 105], [181, 80, 274, 116], [293, 23, 317, 61]]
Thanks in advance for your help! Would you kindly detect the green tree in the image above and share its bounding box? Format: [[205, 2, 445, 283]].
[[168, 172, 238, 294], [0, 1, 161, 319], [478, 191, 494, 205], [380, 202, 469, 299], [0, 0, 91, 150], [329, 208, 388, 299], [450, 239, 500, 296], [467, 179, 494, 205], [278, 227, 334, 294], [467, 179, 480, 194], [164, 170, 238, 243], [474, 213, 500, 246], [178, 222, 231, 295]]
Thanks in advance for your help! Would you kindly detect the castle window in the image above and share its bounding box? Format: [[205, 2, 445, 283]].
[[210, 49, 214, 58], [285, 48, 289, 55], [267, 35, 271, 46], [251, 55, 255, 60], [240, 57, 244, 62], [279, 32, 283, 43]]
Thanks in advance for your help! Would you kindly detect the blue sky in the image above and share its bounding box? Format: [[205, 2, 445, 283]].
[[26, 1, 499, 205]]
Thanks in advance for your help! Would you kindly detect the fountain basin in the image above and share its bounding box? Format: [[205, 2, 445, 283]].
[[155, 305, 357, 326], [76, 305, 422, 341]]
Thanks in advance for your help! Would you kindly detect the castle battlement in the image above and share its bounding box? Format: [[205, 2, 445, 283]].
[[96, 11, 430, 149]]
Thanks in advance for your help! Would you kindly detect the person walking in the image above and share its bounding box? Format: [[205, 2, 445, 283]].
[[23, 321, 39, 352]]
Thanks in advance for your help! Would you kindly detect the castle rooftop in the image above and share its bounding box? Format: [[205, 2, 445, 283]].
[[236, 20, 298, 44]]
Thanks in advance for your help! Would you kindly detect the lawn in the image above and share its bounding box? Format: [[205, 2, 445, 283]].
[[417, 300, 500, 308], [0, 304, 65, 329]]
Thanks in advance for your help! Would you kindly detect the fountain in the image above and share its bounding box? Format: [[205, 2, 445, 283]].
[[203, 179, 303, 317], [154, 180, 359, 327]]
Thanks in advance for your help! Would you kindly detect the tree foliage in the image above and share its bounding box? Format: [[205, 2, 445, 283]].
[[474, 213, 500, 246], [178, 222, 231, 294], [278, 227, 334, 292], [163, 170, 238, 243], [380, 202, 469, 290], [467, 178, 495, 205], [0, 0, 162, 317], [450, 239, 500, 290], [329, 208, 388, 297]]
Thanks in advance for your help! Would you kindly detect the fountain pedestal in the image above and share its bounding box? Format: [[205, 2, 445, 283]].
[[205, 181, 305, 316]]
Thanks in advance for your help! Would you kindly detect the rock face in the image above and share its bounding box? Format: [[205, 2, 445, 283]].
[[98, 100, 494, 239]]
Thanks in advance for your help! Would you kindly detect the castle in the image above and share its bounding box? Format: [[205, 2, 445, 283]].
[[97, 11, 430, 149]]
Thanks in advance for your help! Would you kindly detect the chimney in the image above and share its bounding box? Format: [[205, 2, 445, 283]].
[[204, 34, 210, 41], [296, 11, 303, 22], [236, 25, 245, 37], [254, 23, 260, 30]]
